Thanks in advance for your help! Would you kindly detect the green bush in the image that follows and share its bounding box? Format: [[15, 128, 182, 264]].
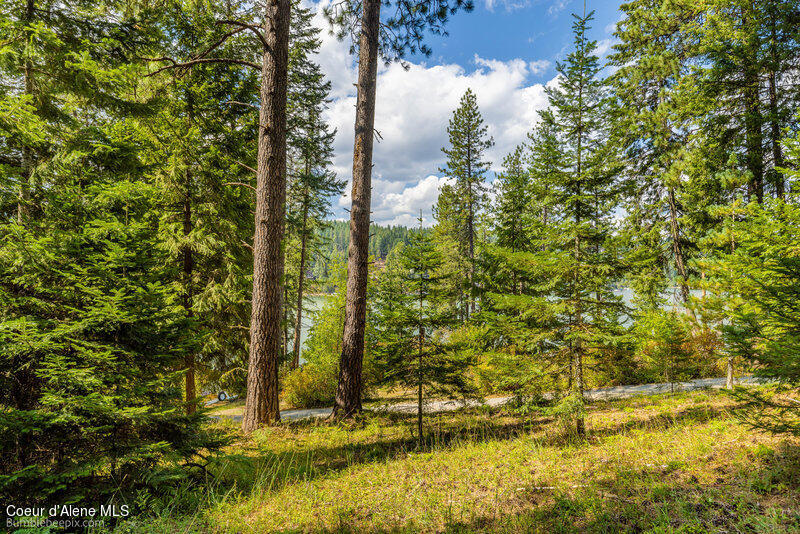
[[283, 363, 337, 408]]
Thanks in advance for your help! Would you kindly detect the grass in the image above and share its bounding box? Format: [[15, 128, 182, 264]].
[[116, 389, 800, 533]]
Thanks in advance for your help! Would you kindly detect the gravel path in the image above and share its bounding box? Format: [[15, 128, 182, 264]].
[[213, 376, 757, 423]]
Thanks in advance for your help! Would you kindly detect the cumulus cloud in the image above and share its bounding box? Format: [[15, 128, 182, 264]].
[[528, 59, 552, 75], [311, 4, 554, 225]]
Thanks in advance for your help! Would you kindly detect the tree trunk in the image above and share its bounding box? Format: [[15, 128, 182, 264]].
[[726, 357, 734, 389], [332, 0, 380, 419], [667, 187, 693, 312], [767, 11, 784, 200], [242, 0, 291, 432], [418, 322, 424, 449], [466, 138, 474, 320], [17, 0, 35, 224], [742, 8, 764, 203], [574, 75, 585, 439], [291, 195, 309, 369], [183, 167, 196, 414]]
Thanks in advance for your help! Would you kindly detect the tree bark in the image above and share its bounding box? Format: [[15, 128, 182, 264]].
[[242, 0, 291, 432], [291, 192, 309, 369], [183, 167, 196, 414], [667, 187, 693, 312], [332, 0, 380, 419], [726, 357, 734, 389], [767, 10, 785, 200], [17, 0, 35, 225]]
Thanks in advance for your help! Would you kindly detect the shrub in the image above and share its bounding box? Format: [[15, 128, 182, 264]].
[[283, 363, 337, 408]]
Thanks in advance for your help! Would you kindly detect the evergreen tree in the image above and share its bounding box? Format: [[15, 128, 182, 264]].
[[144, 0, 260, 412], [284, 4, 344, 369], [0, 1, 225, 504], [610, 0, 706, 308], [328, 0, 475, 420], [539, 9, 624, 436], [437, 88, 494, 320], [720, 196, 800, 435], [698, 0, 800, 203], [373, 220, 472, 446], [493, 146, 531, 255]]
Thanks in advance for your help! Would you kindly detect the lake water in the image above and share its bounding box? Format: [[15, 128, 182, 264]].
[[296, 288, 700, 361], [296, 295, 327, 363]]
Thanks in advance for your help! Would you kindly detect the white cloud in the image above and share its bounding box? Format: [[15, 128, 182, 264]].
[[547, 0, 570, 15], [595, 37, 617, 58], [312, 4, 553, 226], [485, 0, 533, 12], [529, 59, 552, 75]]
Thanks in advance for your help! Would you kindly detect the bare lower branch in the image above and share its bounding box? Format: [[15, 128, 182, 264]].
[[217, 19, 269, 49], [234, 160, 257, 174], [225, 181, 257, 191], [147, 57, 261, 77]]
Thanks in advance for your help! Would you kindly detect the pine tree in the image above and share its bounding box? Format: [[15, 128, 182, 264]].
[[143, 0, 260, 413], [373, 220, 472, 446], [437, 88, 494, 320], [284, 4, 344, 370], [0, 1, 226, 504], [697, 0, 800, 202], [493, 146, 531, 255], [328, 0, 475, 420], [610, 0, 706, 309], [720, 197, 800, 435], [539, 9, 624, 436]]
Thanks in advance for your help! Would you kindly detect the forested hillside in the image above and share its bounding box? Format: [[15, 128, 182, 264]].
[[310, 220, 411, 280]]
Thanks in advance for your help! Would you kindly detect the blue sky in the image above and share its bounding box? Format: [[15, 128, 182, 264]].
[[313, 0, 623, 225], [406, 0, 622, 76]]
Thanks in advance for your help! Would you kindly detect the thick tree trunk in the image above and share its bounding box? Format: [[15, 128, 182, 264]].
[[242, 0, 290, 432], [332, 0, 380, 419], [291, 197, 309, 369]]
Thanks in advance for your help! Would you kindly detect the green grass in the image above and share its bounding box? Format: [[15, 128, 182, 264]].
[[115, 389, 800, 533]]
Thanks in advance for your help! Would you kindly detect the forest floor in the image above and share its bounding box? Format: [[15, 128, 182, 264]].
[[119, 388, 800, 533]]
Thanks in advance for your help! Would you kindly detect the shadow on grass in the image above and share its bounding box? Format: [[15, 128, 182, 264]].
[[201, 402, 730, 505], [306, 442, 800, 533]]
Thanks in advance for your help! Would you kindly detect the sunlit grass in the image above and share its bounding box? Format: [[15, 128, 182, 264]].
[[115, 389, 800, 533]]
